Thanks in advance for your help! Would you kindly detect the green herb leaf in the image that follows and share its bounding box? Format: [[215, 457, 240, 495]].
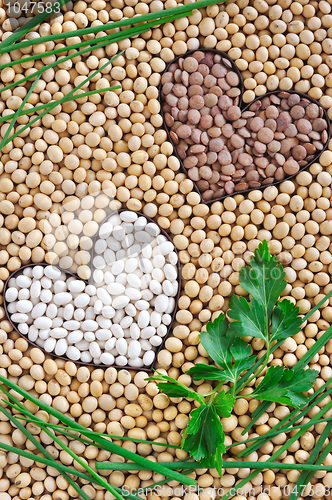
[[146, 372, 204, 404], [228, 296, 266, 341], [200, 313, 234, 367], [199, 447, 224, 476], [239, 240, 286, 317], [156, 383, 195, 399], [183, 404, 225, 476], [271, 299, 303, 343], [186, 364, 227, 381], [214, 390, 235, 418], [229, 339, 256, 382], [229, 240, 287, 346], [251, 366, 319, 407], [199, 315, 255, 385]]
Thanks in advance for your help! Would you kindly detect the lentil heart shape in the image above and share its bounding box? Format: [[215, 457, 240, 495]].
[[161, 49, 331, 203]]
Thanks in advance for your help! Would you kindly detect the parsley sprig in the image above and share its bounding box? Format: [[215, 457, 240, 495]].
[[148, 240, 323, 476]]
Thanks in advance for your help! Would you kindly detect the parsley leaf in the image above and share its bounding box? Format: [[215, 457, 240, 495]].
[[251, 366, 319, 407], [229, 240, 287, 346], [198, 314, 255, 385], [199, 313, 234, 368], [228, 297, 266, 341], [146, 372, 204, 404], [182, 404, 225, 477], [198, 444, 224, 475], [186, 364, 227, 381], [230, 339, 256, 381], [240, 240, 287, 317], [213, 390, 234, 418], [271, 299, 303, 344], [228, 243, 301, 348]]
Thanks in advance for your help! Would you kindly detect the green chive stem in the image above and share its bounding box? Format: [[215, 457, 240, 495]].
[[240, 378, 332, 457], [96, 460, 332, 471], [0, 401, 92, 500], [96, 460, 332, 473], [1, 392, 124, 500], [0, 0, 70, 51], [1, 52, 124, 149], [14, 415, 181, 449], [0, 376, 196, 486], [1, 0, 225, 53], [241, 322, 332, 435], [289, 421, 332, 500], [0, 27, 141, 95], [0, 85, 121, 125], [0, 74, 41, 150], [220, 400, 332, 500]]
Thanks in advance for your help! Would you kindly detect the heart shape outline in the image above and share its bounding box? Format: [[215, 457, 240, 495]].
[[159, 48, 331, 204], [3, 209, 181, 372]]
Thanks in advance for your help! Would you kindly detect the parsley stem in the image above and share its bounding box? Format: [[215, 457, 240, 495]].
[[235, 343, 271, 396], [206, 381, 225, 401]]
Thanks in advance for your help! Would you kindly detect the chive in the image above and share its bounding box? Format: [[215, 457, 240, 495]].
[[0, 74, 41, 151], [0, 439, 100, 480], [241, 323, 332, 435], [2, 393, 125, 500], [0, 10, 188, 73], [96, 460, 332, 472], [301, 287, 332, 324], [1, 52, 124, 149], [292, 325, 332, 371], [0, 11, 192, 144], [15, 416, 181, 449], [240, 378, 332, 457], [0, 436, 141, 500], [219, 400, 332, 500], [140, 470, 193, 494], [0, 396, 144, 500], [0, 27, 141, 95], [0, 31, 126, 70], [226, 415, 332, 450], [0, 85, 121, 125], [289, 421, 332, 500], [0, 0, 70, 52], [1, 0, 226, 53], [0, 375, 196, 486], [6, 398, 190, 485], [96, 461, 200, 471], [225, 461, 332, 472], [0, 402, 91, 500], [39, 424, 124, 500]]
